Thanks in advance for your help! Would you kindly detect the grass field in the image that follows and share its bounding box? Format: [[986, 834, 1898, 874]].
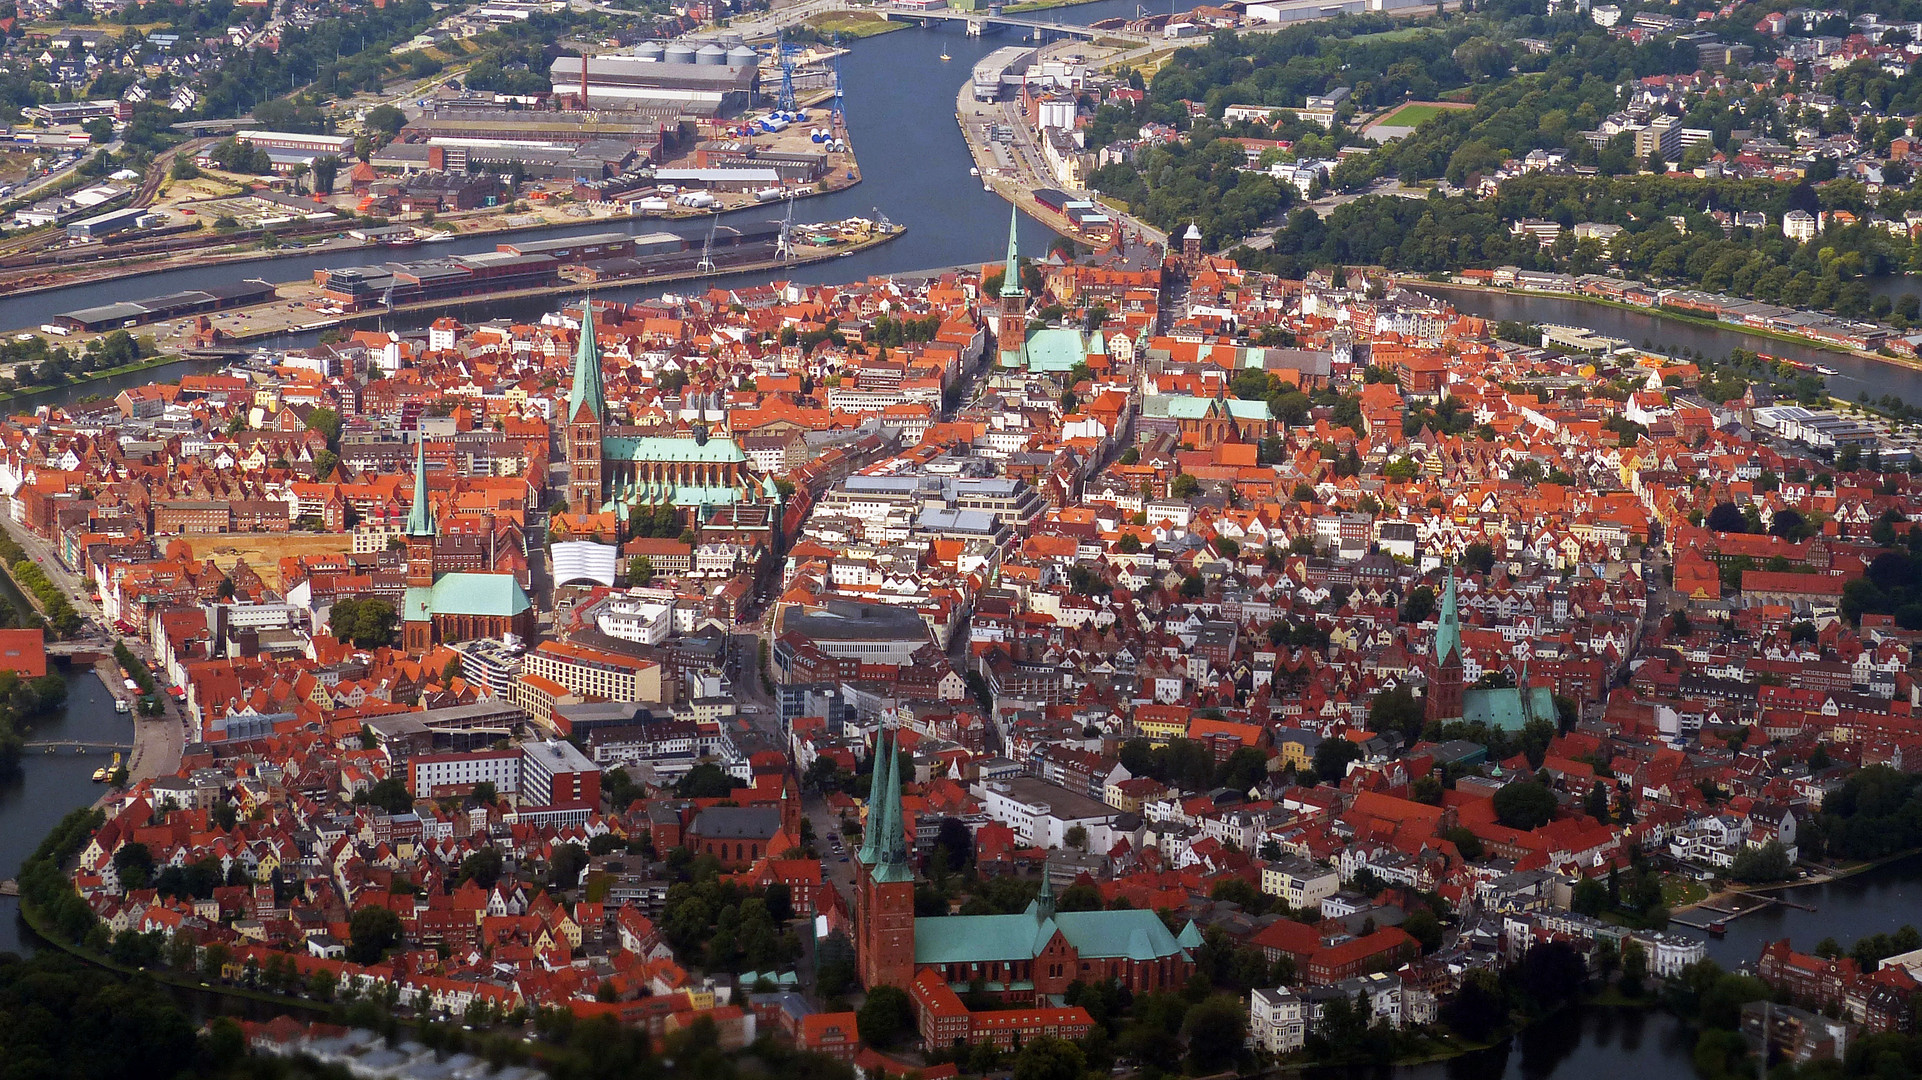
[[193, 534, 356, 589], [1661, 874, 1712, 908], [804, 11, 904, 37], [1378, 101, 1474, 126]]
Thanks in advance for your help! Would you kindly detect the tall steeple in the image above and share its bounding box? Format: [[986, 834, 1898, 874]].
[[403, 433, 437, 598], [856, 726, 894, 868], [404, 435, 435, 539], [1434, 566, 1461, 665], [1034, 864, 1056, 923], [1000, 205, 1024, 300], [872, 727, 913, 883], [565, 297, 607, 515], [568, 298, 605, 425]]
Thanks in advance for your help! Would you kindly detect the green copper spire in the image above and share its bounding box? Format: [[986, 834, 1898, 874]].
[[872, 725, 914, 884], [567, 298, 605, 425], [856, 726, 893, 867], [1434, 567, 1461, 665], [404, 435, 435, 539], [999, 205, 1024, 301], [1034, 865, 1056, 923]]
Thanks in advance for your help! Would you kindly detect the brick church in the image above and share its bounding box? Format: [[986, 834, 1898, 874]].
[[855, 726, 1200, 1014]]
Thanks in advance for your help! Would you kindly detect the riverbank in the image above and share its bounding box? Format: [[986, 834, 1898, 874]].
[[0, 353, 190, 406], [0, 173, 866, 313], [49, 224, 905, 352], [1674, 848, 1922, 923], [18, 893, 328, 1017], [954, 66, 1166, 248], [1411, 278, 1922, 375]]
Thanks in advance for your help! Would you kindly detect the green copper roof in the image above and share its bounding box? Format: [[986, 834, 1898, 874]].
[[856, 726, 891, 867], [872, 724, 913, 883], [404, 573, 532, 621], [603, 435, 747, 464], [404, 437, 435, 538], [999, 205, 1024, 300], [1434, 568, 1461, 665], [914, 908, 1190, 966], [1020, 328, 1089, 374], [1142, 394, 1273, 422], [1461, 685, 1557, 733], [568, 300, 605, 425]]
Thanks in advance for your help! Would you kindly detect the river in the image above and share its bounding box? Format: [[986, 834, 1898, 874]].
[[0, 664, 128, 955], [1424, 285, 1922, 405]]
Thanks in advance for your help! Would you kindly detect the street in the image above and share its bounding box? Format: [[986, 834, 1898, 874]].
[[0, 513, 191, 783]]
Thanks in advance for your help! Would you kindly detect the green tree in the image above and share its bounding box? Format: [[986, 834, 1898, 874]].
[[1492, 780, 1557, 829], [1182, 995, 1247, 1073], [1014, 1035, 1086, 1080], [857, 984, 915, 1048], [347, 905, 403, 965]]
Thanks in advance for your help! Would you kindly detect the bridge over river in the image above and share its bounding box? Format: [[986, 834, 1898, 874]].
[[24, 740, 132, 754], [880, 4, 1153, 41]]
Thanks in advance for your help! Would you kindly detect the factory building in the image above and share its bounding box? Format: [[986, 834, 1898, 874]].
[[548, 42, 761, 119], [54, 280, 278, 332]]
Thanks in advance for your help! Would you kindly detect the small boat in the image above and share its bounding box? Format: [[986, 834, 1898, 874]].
[[969, 166, 979, 176], [115, 698, 130, 713], [1816, 365, 1839, 377], [1708, 921, 1728, 937], [91, 765, 108, 782], [940, 50, 952, 61], [984, 184, 992, 192]]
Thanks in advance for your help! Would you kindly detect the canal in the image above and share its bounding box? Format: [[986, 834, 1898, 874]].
[[1426, 284, 1922, 405], [0, 664, 126, 955]]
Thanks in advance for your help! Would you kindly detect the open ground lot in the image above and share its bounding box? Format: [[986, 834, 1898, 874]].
[[191, 534, 356, 589]]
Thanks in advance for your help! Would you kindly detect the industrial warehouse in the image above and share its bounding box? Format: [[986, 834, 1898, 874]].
[[53, 280, 279, 332], [309, 221, 787, 311]]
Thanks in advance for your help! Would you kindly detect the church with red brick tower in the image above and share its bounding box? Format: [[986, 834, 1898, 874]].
[[853, 725, 918, 991]]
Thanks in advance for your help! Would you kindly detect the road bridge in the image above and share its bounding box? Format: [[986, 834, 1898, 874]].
[[880, 5, 1152, 41]]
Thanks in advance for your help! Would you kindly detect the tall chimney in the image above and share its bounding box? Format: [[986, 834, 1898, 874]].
[[581, 53, 590, 108]]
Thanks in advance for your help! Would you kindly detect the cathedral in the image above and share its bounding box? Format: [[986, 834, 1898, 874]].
[[400, 438, 536, 654], [1423, 569, 1555, 732], [855, 726, 1199, 1006], [563, 301, 780, 529]]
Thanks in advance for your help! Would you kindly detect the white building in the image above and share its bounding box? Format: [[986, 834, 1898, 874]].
[[972, 776, 1118, 853], [1248, 987, 1305, 1054], [1783, 209, 1820, 241]]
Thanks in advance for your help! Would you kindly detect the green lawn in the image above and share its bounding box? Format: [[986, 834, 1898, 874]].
[[1661, 874, 1711, 908], [1379, 101, 1471, 127]]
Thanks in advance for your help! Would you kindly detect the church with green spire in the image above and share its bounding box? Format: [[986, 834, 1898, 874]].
[[399, 434, 535, 655], [1423, 567, 1553, 732], [561, 299, 780, 533], [854, 723, 1201, 1005], [991, 205, 1108, 376]]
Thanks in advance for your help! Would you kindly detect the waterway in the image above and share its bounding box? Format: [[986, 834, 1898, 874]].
[[1427, 285, 1922, 405], [0, 9, 1151, 340], [0, 664, 126, 956]]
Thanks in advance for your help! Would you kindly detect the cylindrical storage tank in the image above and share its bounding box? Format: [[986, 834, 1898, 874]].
[[664, 41, 696, 64], [727, 45, 757, 67], [637, 41, 664, 60], [696, 43, 727, 65]]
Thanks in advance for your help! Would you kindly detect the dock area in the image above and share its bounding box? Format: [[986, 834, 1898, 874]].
[[1671, 890, 1817, 934], [47, 222, 906, 351]]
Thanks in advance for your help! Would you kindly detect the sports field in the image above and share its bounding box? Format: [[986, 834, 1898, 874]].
[[1377, 101, 1474, 127]]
